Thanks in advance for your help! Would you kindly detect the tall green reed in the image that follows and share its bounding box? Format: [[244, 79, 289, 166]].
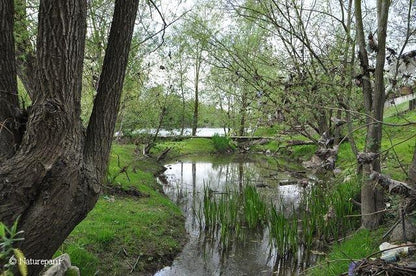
[[200, 178, 360, 257]]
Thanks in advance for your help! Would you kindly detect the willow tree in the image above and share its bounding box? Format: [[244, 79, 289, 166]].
[[0, 0, 139, 274]]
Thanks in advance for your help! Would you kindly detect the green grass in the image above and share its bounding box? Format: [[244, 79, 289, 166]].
[[62, 243, 99, 276], [381, 111, 416, 180], [253, 125, 284, 136], [107, 144, 160, 191], [334, 110, 416, 180], [250, 128, 319, 159], [56, 144, 186, 275], [290, 144, 318, 160], [384, 101, 410, 118], [307, 228, 385, 276], [151, 138, 216, 158], [254, 108, 415, 166]]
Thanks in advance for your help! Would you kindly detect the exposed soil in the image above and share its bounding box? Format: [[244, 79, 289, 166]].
[[103, 183, 150, 198]]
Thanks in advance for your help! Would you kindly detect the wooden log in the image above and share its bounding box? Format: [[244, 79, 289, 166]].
[[285, 140, 315, 146]]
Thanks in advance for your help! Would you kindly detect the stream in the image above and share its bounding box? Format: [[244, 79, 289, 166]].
[[154, 155, 320, 276]]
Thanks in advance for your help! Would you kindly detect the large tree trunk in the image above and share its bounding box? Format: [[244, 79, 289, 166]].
[[0, 0, 20, 162], [0, 0, 139, 275], [84, 0, 139, 177]]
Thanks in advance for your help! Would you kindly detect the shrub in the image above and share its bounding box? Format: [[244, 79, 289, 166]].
[[212, 134, 234, 153]]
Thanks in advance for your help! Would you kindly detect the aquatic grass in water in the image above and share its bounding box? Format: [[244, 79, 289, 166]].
[[244, 186, 268, 228], [291, 180, 360, 249], [201, 185, 267, 249], [200, 178, 360, 260], [269, 205, 299, 255]]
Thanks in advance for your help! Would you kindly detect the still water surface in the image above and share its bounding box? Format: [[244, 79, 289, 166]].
[[155, 155, 317, 276]]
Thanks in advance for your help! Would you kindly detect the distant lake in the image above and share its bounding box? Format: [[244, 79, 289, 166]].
[[129, 128, 252, 137]]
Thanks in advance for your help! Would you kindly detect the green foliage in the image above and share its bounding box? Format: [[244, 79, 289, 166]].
[[269, 207, 299, 254], [0, 217, 27, 276], [211, 134, 234, 153], [117, 88, 229, 134], [269, 178, 360, 256], [243, 186, 268, 228]]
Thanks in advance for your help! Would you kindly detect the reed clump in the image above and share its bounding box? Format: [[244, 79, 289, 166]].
[[200, 178, 360, 257]]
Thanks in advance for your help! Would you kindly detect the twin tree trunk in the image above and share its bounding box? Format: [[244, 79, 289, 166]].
[[0, 0, 139, 274]]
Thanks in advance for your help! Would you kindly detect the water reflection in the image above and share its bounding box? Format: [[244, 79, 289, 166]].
[[155, 156, 314, 276]]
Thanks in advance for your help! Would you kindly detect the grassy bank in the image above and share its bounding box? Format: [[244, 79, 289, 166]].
[[150, 137, 216, 158], [306, 228, 385, 275], [56, 144, 186, 275]]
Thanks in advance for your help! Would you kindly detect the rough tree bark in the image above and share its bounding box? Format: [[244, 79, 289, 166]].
[[354, 0, 390, 229], [0, 0, 139, 275], [0, 0, 20, 162]]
